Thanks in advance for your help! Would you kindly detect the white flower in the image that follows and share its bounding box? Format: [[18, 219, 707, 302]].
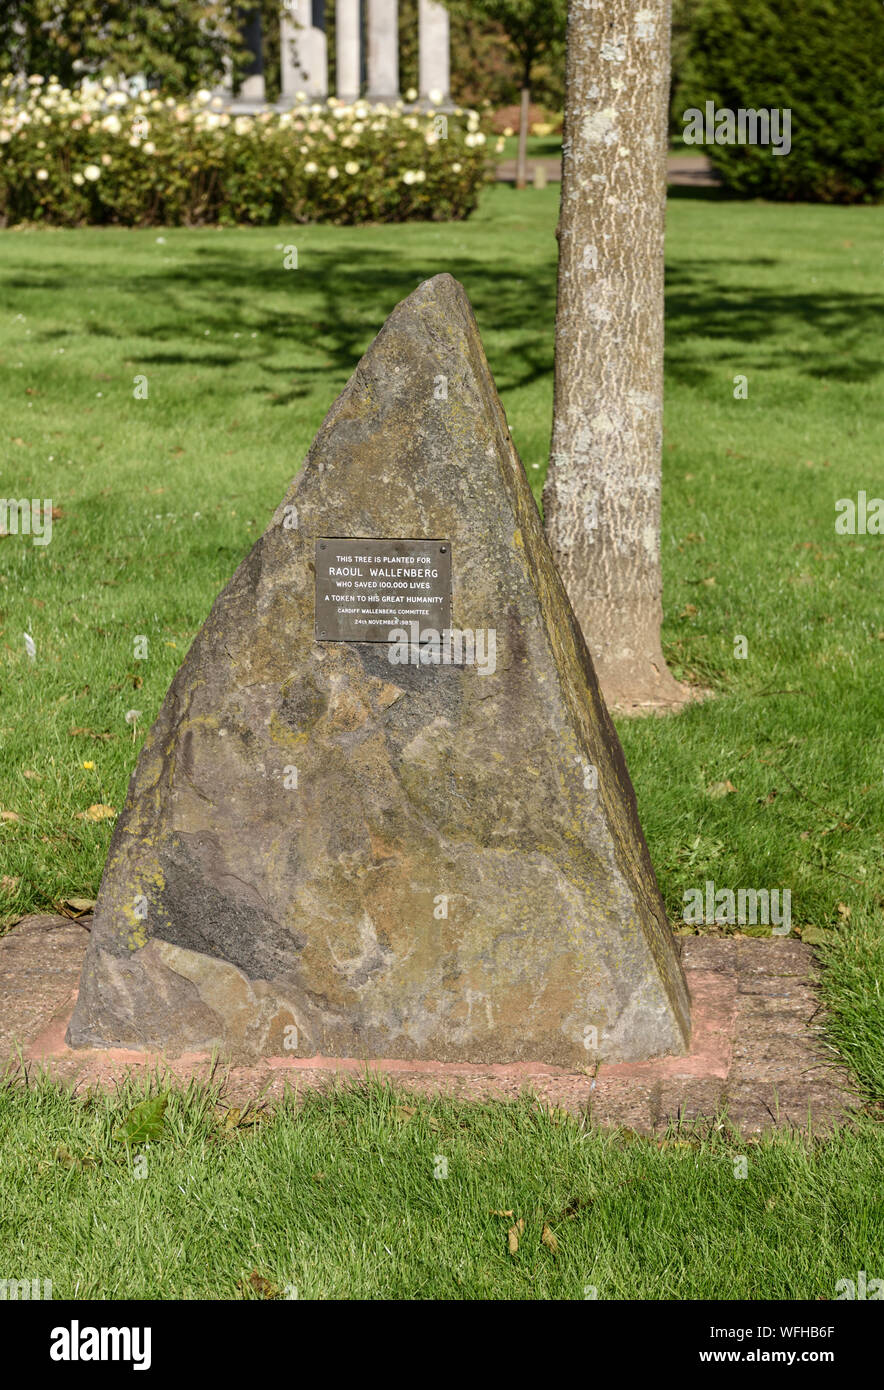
[[106, 90, 127, 107], [402, 170, 417, 185], [327, 165, 339, 179], [100, 113, 121, 134], [451, 162, 462, 173], [28, 75, 44, 86], [428, 88, 443, 105], [405, 87, 417, 102], [344, 160, 359, 175], [124, 709, 142, 725], [143, 141, 155, 155], [72, 171, 84, 185], [83, 163, 101, 181], [35, 168, 48, 180], [195, 89, 211, 105], [304, 161, 318, 174]]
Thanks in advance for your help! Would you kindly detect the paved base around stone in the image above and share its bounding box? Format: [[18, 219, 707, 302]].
[[1, 915, 858, 1134]]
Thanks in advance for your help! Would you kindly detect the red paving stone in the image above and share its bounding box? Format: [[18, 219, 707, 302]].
[[1, 915, 859, 1133]]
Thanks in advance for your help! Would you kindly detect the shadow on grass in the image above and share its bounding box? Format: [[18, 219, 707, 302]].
[[15, 230, 884, 395]]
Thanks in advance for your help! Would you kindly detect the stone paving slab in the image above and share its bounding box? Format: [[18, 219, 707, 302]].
[[0, 915, 859, 1134], [0, 914, 91, 1059]]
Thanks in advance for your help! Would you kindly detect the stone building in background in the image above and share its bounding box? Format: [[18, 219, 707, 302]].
[[225, 0, 450, 109]]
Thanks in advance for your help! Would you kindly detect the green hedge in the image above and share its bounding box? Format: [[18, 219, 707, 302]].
[[0, 77, 491, 227], [679, 0, 884, 203]]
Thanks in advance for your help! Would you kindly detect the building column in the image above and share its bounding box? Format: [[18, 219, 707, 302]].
[[418, 0, 450, 104], [336, 0, 362, 104], [366, 0, 399, 104], [238, 7, 266, 105], [281, 0, 328, 102]]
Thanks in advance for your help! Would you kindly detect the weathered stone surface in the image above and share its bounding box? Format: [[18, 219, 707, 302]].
[[67, 273, 691, 1065]]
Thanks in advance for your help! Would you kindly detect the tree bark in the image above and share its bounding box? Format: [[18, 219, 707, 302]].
[[543, 0, 691, 713]]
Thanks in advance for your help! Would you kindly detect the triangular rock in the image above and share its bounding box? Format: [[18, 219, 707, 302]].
[[68, 274, 691, 1066]]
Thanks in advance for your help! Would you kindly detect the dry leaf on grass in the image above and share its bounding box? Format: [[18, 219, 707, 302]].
[[236, 1270, 279, 1300], [506, 1218, 525, 1255], [59, 897, 96, 918], [541, 1224, 558, 1254], [800, 926, 830, 945], [75, 804, 116, 822]]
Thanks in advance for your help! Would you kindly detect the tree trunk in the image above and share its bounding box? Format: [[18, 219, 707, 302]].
[[516, 84, 530, 189], [543, 0, 691, 714]]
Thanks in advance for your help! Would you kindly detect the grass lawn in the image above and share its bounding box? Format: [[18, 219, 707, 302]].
[[1, 183, 882, 1298], [1, 1077, 882, 1300]]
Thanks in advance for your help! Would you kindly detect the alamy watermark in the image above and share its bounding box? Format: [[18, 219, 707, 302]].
[[682, 102, 791, 156], [835, 491, 883, 534], [0, 497, 52, 545], [683, 880, 791, 934], [50, 1321, 152, 1369], [1, 1276, 52, 1299], [387, 622, 497, 676]]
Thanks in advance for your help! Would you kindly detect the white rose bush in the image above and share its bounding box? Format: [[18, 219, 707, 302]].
[[0, 76, 489, 226]]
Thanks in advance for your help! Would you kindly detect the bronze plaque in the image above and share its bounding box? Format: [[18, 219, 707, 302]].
[[314, 537, 452, 642]]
